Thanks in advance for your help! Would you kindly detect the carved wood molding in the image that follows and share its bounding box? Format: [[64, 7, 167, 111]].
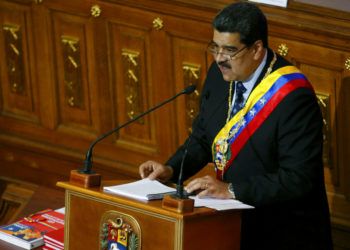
[[183, 62, 201, 134], [122, 49, 143, 123], [3, 24, 25, 95], [316, 93, 331, 168], [61, 36, 84, 109]]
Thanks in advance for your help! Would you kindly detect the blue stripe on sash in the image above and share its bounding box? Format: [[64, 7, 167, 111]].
[[227, 73, 307, 143]]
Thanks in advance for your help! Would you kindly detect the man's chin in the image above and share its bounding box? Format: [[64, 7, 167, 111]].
[[222, 75, 236, 82]]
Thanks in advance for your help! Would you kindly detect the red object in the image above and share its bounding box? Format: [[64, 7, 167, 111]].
[[43, 227, 64, 249]]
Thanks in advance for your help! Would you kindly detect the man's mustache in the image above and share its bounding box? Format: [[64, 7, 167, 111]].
[[217, 60, 231, 69]]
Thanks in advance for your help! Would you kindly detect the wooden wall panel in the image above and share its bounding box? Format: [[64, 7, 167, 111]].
[[171, 38, 208, 142], [164, 14, 213, 145], [98, 4, 173, 169], [51, 11, 99, 136], [110, 24, 156, 150], [0, 1, 38, 121]]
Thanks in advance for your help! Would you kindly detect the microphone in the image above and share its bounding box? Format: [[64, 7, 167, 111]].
[[175, 135, 193, 198], [79, 84, 196, 174], [162, 132, 196, 213]]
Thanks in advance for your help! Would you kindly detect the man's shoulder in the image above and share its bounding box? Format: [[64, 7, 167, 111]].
[[273, 51, 293, 70]]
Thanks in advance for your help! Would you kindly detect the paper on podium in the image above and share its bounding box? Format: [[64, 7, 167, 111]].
[[103, 179, 254, 210], [190, 196, 254, 210], [103, 178, 176, 200]]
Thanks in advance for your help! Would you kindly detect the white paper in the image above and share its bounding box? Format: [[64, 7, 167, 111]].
[[190, 196, 254, 210], [103, 179, 176, 200], [104, 179, 254, 210], [248, 0, 288, 7], [54, 207, 65, 214]]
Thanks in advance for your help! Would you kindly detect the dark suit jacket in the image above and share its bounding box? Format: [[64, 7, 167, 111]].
[[166, 49, 333, 250]]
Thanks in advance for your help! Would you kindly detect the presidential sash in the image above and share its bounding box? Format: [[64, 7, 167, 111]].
[[212, 66, 314, 180]]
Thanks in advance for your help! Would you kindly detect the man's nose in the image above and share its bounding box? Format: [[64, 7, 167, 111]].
[[214, 48, 228, 61]]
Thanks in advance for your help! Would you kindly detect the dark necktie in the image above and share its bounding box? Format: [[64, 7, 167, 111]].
[[231, 81, 247, 117]]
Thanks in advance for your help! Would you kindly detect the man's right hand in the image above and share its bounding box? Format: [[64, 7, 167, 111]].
[[138, 161, 173, 183]]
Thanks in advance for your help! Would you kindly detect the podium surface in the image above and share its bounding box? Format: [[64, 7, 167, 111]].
[[57, 180, 241, 250]]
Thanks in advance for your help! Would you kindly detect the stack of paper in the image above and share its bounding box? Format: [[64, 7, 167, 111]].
[[103, 179, 176, 200], [104, 179, 254, 211]]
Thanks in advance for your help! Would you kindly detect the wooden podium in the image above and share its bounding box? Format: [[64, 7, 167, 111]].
[[57, 180, 241, 250]]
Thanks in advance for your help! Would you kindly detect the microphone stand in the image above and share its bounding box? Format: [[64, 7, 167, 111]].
[[70, 85, 196, 188], [162, 136, 195, 213], [175, 147, 188, 198], [176, 135, 192, 198]]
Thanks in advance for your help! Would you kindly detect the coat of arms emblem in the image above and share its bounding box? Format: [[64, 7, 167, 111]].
[[100, 211, 141, 250]]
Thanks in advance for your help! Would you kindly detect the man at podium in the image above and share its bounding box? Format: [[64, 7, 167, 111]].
[[139, 2, 332, 250]]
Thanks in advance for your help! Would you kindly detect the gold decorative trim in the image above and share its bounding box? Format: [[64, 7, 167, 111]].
[[91, 5, 102, 17], [183, 63, 201, 134], [316, 93, 331, 167], [3, 24, 25, 94], [61, 36, 84, 108], [122, 49, 143, 122], [174, 220, 183, 250], [152, 17, 164, 30], [345, 58, 350, 71], [64, 192, 71, 250], [277, 43, 289, 57]]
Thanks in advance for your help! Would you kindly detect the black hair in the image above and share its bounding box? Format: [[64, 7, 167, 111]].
[[212, 2, 268, 47]]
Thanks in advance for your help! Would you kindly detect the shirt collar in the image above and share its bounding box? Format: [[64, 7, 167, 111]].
[[239, 50, 267, 100]]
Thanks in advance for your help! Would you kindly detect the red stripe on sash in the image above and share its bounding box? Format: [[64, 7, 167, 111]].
[[217, 79, 313, 179]]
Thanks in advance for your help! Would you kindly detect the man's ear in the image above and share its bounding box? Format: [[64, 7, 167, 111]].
[[253, 40, 265, 60]]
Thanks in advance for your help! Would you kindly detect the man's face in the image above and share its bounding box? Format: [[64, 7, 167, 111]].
[[210, 30, 261, 82]]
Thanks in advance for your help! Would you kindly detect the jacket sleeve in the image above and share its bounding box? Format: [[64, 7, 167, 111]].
[[165, 64, 221, 182]]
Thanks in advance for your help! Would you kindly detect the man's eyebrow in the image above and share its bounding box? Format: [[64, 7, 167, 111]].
[[209, 41, 240, 51], [222, 45, 238, 50], [210, 41, 238, 50]]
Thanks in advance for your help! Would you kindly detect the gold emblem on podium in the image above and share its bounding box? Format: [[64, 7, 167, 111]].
[[100, 211, 141, 250]]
